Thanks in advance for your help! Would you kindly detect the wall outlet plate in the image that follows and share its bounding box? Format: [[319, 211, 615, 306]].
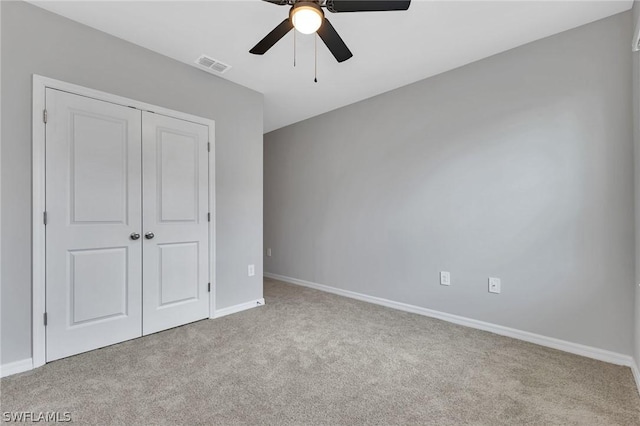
[[248, 264, 255, 277], [266, 248, 272, 257], [440, 271, 451, 286], [488, 277, 501, 294]]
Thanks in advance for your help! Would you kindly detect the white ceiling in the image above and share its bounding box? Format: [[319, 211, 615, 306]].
[[30, 0, 632, 132]]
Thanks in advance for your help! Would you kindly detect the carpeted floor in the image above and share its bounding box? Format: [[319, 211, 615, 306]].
[[2, 278, 639, 425]]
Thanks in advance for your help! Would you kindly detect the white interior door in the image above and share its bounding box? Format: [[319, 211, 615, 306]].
[[45, 89, 143, 361], [142, 112, 210, 335]]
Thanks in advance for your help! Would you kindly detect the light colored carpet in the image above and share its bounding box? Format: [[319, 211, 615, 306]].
[[2, 278, 639, 425]]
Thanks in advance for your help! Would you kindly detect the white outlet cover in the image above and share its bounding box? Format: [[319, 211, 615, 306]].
[[440, 271, 451, 286], [266, 248, 272, 257], [488, 277, 501, 294], [248, 264, 255, 277]]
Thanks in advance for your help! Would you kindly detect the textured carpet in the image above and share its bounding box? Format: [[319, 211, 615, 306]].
[[2, 278, 639, 425]]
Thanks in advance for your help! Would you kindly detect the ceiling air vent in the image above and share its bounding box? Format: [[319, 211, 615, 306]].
[[194, 55, 231, 75]]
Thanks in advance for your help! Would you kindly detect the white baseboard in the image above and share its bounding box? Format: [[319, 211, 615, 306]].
[[213, 298, 265, 319], [1, 358, 33, 378], [632, 361, 640, 396], [264, 272, 634, 367]]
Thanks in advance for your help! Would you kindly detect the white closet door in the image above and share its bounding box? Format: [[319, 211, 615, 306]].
[[45, 89, 143, 361], [142, 112, 210, 335]]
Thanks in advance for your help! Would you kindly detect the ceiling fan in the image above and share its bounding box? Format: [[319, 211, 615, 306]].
[[250, 0, 412, 63]]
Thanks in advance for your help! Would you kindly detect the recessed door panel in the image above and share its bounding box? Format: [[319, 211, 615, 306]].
[[71, 112, 128, 224], [46, 89, 142, 362], [142, 112, 209, 335], [70, 248, 128, 324], [158, 129, 198, 223], [159, 242, 199, 307]]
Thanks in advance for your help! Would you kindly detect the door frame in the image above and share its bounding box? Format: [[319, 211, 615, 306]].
[[32, 75, 217, 368]]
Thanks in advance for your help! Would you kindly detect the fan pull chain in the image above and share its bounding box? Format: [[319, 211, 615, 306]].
[[314, 33, 318, 83], [293, 29, 296, 67]]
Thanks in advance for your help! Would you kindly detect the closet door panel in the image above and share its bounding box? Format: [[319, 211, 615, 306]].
[[142, 112, 210, 335], [45, 89, 143, 362]]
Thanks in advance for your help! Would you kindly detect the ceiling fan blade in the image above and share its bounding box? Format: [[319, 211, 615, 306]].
[[261, 0, 289, 5], [316, 18, 353, 63], [250, 19, 294, 55], [326, 0, 411, 13]]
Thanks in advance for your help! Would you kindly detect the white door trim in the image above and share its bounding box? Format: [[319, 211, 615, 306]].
[[32, 75, 216, 369]]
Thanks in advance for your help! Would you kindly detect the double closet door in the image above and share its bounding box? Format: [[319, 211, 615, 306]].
[[45, 89, 211, 362]]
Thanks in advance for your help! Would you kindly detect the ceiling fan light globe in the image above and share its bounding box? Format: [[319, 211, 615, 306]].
[[291, 5, 323, 34]]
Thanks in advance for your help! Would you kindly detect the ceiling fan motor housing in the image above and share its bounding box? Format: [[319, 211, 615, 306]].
[[289, 1, 324, 17]]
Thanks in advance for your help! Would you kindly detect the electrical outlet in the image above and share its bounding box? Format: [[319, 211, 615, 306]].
[[248, 264, 255, 277], [440, 271, 450, 286], [266, 248, 272, 257], [488, 277, 501, 294]]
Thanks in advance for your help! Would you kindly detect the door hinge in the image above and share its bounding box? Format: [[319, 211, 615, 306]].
[[207, 142, 210, 152], [207, 212, 210, 222], [208, 283, 211, 293], [43, 312, 48, 326], [43, 109, 48, 124], [43, 211, 48, 225]]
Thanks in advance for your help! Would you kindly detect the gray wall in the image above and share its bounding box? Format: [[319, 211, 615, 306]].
[[265, 12, 635, 355], [633, 1, 640, 366], [1, 1, 264, 364]]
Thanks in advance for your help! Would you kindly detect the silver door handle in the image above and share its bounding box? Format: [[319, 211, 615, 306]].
[[130, 233, 141, 240], [144, 232, 155, 240]]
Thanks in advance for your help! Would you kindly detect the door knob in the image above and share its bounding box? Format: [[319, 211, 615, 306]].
[[130, 233, 141, 240], [145, 232, 155, 240]]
